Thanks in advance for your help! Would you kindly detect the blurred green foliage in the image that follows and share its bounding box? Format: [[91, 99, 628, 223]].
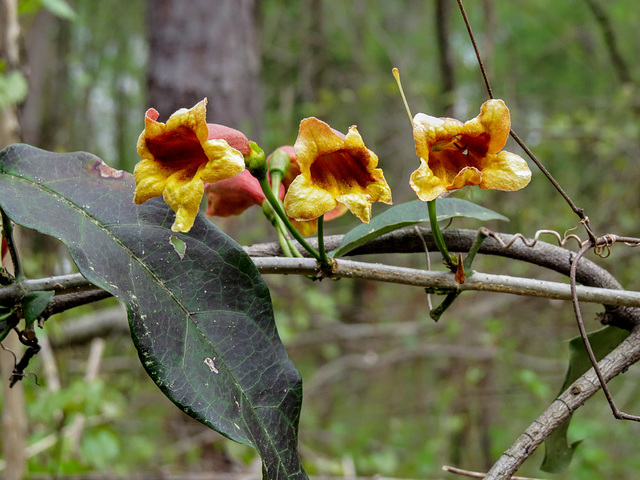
[[4, 0, 640, 478]]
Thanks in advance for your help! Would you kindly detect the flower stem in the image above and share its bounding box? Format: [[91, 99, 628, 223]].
[[258, 176, 322, 263], [427, 200, 455, 268], [317, 215, 329, 266], [1, 207, 24, 281], [463, 228, 489, 272]]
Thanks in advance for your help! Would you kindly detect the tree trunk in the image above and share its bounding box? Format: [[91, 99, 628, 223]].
[[145, 0, 262, 139]]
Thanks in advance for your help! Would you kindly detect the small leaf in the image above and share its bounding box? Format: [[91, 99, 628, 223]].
[[0, 144, 307, 480], [331, 198, 509, 257], [541, 326, 629, 473], [0, 70, 28, 110], [22, 290, 55, 326], [0, 306, 17, 342], [40, 0, 77, 20]]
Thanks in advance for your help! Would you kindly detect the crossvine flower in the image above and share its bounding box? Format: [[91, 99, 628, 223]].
[[133, 98, 247, 233], [410, 99, 531, 201], [205, 145, 347, 236], [284, 117, 392, 224]]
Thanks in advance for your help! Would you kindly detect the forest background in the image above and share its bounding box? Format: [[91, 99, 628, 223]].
[[1, 0, 640, 478]]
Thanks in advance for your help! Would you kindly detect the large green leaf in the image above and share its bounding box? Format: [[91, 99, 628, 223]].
[[541, 326, 629, 473], [331, 198, 509, 257], [0, 144, 306, 480]]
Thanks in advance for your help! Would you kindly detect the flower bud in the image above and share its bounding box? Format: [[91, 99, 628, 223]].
[[245, 141, 268, 180]]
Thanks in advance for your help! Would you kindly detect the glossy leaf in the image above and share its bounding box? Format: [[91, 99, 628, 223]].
[[541, 326, 629, 473], [331, 198, 509, 257], [0, 144, 306, 480], [22, 290, 55, 326]]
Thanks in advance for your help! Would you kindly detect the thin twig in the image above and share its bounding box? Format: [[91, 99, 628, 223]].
[[455, 0, 493, 98], [414, 226, 433, 310], [509, 130, 594, 234], [455, 0, 594, 233], [570, 240, 640, 421]]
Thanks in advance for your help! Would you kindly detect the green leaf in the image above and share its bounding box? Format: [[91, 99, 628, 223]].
[[22, 290, 55, 326], [0, 70, 28, 110], [331, 198, 509, 257], [541, 326, 630, 473], [0, 144, 306, 480], [0, 306, 17, 342], [40, 0, 77, 20]]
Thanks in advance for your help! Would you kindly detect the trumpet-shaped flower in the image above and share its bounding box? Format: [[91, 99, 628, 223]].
[[133, 98, 247, 232], [410, 99, 531, 202], [284, 117, 392, 224], [277, 145, 348, 236], [204, 146, 347, 237]]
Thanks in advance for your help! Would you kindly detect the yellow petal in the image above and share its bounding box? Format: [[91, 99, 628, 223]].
[[198, 139, 246, 183], [335, 193, 373, 223], [133, 159, 173, 204], [413, 114, 464, 160], [480, 151, 532, 191], [410, 159, 448, 202], [289, 218, 318, 237], [464, 99, 511, 154], [163, 99, 210, 146], [163, 169, 205, 233], [449, 166, 482, 191], [284, 175, 337, 221]]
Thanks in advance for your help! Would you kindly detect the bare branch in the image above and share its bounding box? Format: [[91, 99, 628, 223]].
[[253, 256, 640, 309]]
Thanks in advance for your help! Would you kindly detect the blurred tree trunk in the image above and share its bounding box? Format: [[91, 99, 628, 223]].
[[0, 1, 27, 477], [145, 0, 262, 139]]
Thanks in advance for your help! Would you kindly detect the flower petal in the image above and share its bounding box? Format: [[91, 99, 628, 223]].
[[413, 114, 464, 160], [204, 170, 265, 217], [198, 139, 246, 184], [284, 175, 337, 221], [480, 151, 532, 191], [133, 98, 249, 232], [410, 159, 448, 202], [133, 158, 174, 204], [449, 166, 482, 190], [163, 168, 205, 233], [335, 193, 374, 223], [464, 99, 511, 154]]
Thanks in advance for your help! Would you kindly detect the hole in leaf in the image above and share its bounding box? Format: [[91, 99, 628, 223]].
[[170, 236, 186, 260]]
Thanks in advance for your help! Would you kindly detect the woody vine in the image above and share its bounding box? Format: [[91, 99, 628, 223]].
[[2, 2, 640, 480]]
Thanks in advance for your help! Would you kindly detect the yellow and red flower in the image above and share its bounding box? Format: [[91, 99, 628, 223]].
[[410, 99, 531, 201], [204, 145, 347, 236], [133, 98, 247, 232], [284, 117, 392, 224]]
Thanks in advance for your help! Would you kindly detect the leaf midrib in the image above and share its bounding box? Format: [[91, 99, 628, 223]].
[[3, 166, 294, 474]]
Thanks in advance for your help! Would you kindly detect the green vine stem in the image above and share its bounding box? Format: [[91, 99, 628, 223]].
[[1, 207, 24, 281], [317, 215, 329, 266], [427, 200, 455, 269], [257, 176, 324, 264], [463, 228, 489, 272]]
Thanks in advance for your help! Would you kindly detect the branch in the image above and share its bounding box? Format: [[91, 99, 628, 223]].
[[1, 229, 639, 328], [247, 227, 640, 328], [583, 0, 633, 85], [253, 256, 640, 309], [484, 326, 640, 479]]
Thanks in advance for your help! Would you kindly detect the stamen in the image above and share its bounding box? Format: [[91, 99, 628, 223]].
[[392, 68, 413, 126]]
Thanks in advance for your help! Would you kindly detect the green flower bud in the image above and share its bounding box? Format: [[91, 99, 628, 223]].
[[245, 141, 268, 180]]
